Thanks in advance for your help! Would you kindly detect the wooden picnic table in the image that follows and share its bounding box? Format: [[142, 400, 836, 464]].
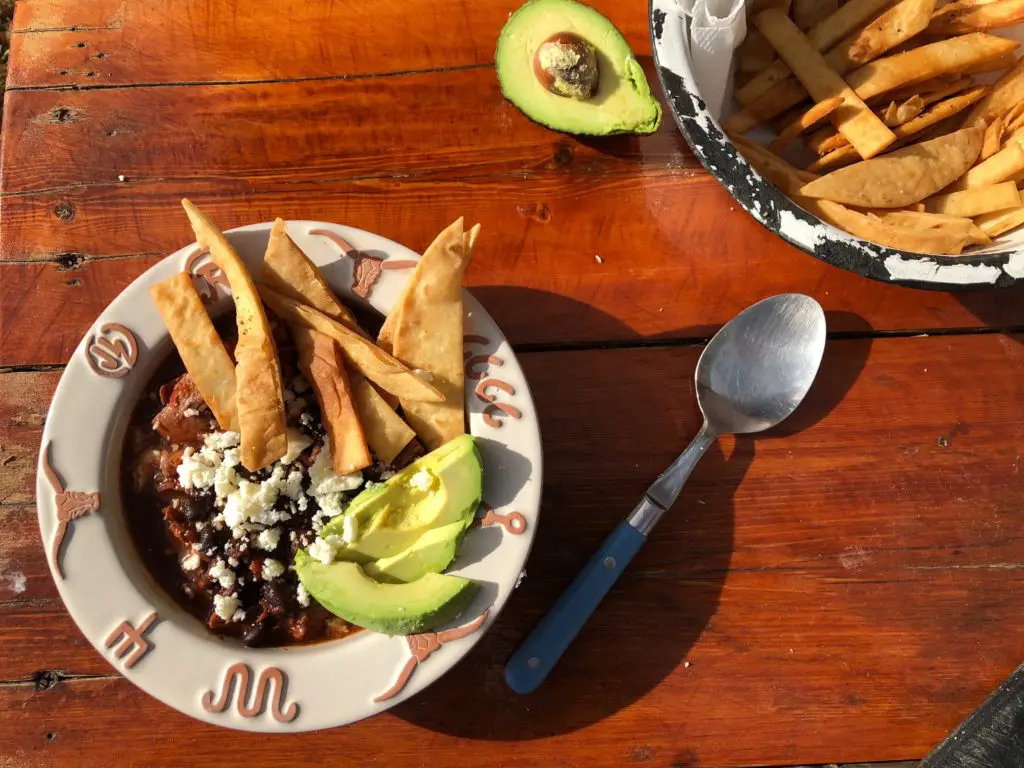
[[1, 1, 1023, 765]]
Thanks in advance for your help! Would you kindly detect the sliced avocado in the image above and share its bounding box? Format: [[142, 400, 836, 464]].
[[495, 0, 662, 135], [365, 519, 472, 583], [294, 552, 478, 635], [322, 434, 482, 580]]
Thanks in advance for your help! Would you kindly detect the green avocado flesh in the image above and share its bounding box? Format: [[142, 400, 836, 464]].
[[495, 0, 662, 135], [298, 435, 483, 634], [322, 433, 482, 582], [294, 554, 478, 636]]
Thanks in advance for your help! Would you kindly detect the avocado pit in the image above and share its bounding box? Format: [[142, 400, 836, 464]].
[[533, 32, 599, 100]]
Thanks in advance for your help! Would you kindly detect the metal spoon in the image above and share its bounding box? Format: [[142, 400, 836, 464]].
[[504, 293, 827, 694]]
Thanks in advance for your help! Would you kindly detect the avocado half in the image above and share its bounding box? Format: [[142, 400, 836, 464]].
[[495, 0, 662, 135]]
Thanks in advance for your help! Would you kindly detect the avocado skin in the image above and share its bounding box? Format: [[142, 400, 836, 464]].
[[294, 553, 479, 636], [495, 0, 662, 136]]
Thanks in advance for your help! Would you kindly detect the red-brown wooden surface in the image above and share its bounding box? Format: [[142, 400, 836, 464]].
[[2, 1, 1024, 766]]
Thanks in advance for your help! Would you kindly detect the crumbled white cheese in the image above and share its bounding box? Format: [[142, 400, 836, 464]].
[[289, 531, 297, 542], [183, 407, 200, 417], [223, 475, 290, 529], [181, 552, 201, 571], [296, 582, 311, 607], [408, 468, 435, 492], [297, 495, 309, 512], [205, 431, 240, 451], [227, 556, 239, 567], [281, 428, 313, 464], [309, 446, 363, 495], [209, 560, 236, 589], [317, 492, 347, 519], [292, 375, 310, 393], [214, 463, 240, 501], [213, 593, 243, 622], [342, 515, 358, 544], [177, 447, 217, 490], [312, 511, 327, 533], [221, 447, 241, 468], [256, 527, 281, 551], [262, 558, 285, 579], [380, 470, 395, 480], [308, 535, 345, 565]]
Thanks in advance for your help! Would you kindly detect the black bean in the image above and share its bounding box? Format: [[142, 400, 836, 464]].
[[241, 621, 268, 647], [261, 580, 290, 615], [198, 528, 218, 554], [178, 497, 209, 522]]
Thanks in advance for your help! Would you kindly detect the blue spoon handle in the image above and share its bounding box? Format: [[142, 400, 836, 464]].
[[504, 519, 648, 694]]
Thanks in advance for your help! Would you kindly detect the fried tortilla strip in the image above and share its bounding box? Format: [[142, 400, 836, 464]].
[[808, 86, 989, 171], [926, 181, 1022, 216], [292, 325, 371, 474], [259, 286, 443, 403], [754, 9, 896, 158], [348, 372, 416, 464], [950, 139, 1024, 189], [1005, 102, 1024, 134], [732, 131, 822, 188], [736, 0, 894, 105], [769, 96, 846, 151], [882, 95, 925, 125], [974, 193, 1024, 236], [806, 125, 842, 154], [829, 0, 938, 72], [795, 0, 841, 29], [801, 195, 974, 252], [966, 56, 1024, 127], [728, 32, 1016, 134], [982, 111, 1010, 159], [800, 126, 984, 207], [263, 218, 361, 333], [868, 77, 972, 108], [875, 210, 991, 243], [149, 272, 239, 431], [182, 199, 286, 471], [928, 0, 1024, 33], [386, 219, 480, 451], [845, 33, 1019, 100], [259, 217, 413, 436]]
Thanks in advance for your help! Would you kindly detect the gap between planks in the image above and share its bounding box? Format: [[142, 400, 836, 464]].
[[4, 63, 496, 94], [1, 327, 1023, 376]]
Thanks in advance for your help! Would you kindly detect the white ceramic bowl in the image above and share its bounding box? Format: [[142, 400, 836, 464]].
[[650, 0, 1024, 289], [36, 221, 542, 731]]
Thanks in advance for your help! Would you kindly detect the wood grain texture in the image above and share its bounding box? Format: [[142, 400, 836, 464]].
[[7, 0, 651, 89], [4, 335, 1024, 765], [3, 67, 1024, 365], [0, 68, 690, 195]]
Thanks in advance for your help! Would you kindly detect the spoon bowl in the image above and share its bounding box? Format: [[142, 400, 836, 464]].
[[697, 294, 826, 435]]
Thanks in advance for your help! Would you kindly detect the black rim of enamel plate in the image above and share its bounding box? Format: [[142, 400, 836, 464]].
[[648, 0, 1022, 291]]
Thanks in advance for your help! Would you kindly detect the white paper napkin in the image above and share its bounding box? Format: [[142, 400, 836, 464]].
[[677, 0, 747, 120]]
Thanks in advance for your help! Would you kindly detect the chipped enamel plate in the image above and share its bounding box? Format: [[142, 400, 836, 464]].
[[36, 221, 542, 731], [650, 0, 1024, 289]]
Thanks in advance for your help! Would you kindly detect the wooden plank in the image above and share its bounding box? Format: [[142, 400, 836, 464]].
[[0, 372, 58, 507], [4, 334, 1024, 764], [7, 0, 652, 90], [0, 68, 687, 196], [5, 176, 1024, 364]]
